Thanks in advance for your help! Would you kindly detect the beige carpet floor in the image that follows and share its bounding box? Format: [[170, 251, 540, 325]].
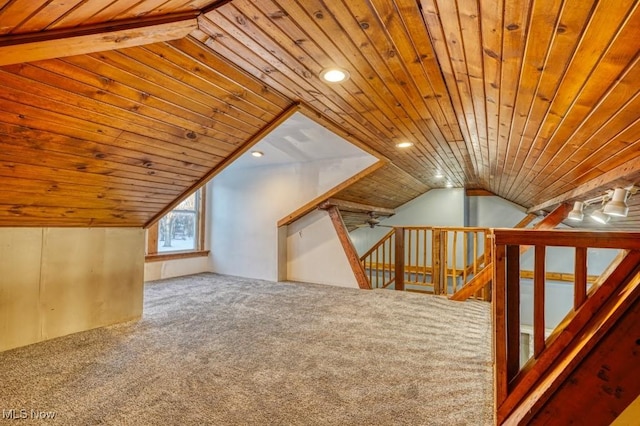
[[0, 273, 493, 425]]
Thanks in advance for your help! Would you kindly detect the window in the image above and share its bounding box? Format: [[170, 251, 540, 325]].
[[146, 188, 208, 261]]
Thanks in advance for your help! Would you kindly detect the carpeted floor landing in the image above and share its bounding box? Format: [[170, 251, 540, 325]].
[[0, 273, 493, 425]]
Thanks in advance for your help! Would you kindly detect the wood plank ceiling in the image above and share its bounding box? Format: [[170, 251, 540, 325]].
[[0, 0, 638, 229]]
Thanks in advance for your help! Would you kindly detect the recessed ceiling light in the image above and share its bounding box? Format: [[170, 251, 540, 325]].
[[435, 171, 443, 179], [320, 67, 350, 83], [445, 182, 453, 188], [251, 151, 264, 157], [395, 141, 413, 148]]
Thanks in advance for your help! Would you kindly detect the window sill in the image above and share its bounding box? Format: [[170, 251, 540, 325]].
[[145, 250, 210, 263]]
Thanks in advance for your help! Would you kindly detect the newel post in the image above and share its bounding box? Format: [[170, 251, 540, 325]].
[[394, 227, 405, 291]]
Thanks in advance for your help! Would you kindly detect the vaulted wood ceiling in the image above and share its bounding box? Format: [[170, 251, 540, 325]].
[[0, 0, 638, 229]]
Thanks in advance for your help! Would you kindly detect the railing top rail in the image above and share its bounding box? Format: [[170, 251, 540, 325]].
[[433, 226, 491, 232], [493, 229, 640, 250], [391, 226, 490, 232], [399, 226, 433, 230]]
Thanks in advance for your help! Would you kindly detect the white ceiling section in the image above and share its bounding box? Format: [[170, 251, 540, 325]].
[[229, 112, 376, 170]]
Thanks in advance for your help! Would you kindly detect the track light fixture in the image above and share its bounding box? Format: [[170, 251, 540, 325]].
[[567, 185, 637, 225], [590, 209, 610, 224], [567, 201, 584, 221], [603, 187, 629, 217]]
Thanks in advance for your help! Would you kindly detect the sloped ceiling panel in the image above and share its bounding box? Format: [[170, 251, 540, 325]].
[[330, 163, 430, 230], [0, 38, 291, 226], [333, 163, 431, 209], [0, 0, 638, 230], [196, 0, 477, 188], [420, 0, 640, 207]]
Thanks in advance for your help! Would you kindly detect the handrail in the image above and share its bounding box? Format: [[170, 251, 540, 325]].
[[493, 229, 640, 249], [492, 229, 640, 423], [400, 225, 488, 232], [449, 263, 493, 301]]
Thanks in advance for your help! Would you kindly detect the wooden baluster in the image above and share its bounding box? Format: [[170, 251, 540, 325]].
[[485, 231, 493, 265], [415, 229, 419, 283], [377, 242, 381, 289], [473, 231, 479, 275], [410, 229, 415, 283], [443, 230, 449, 295], [452, 231, 458, 293], [473, 231, 479, 299], [387, 234, 392, 287], [484, 231, 493, 301], [367, 253, 372, 288], [407, 229, 411, 284], [390, 233, 394, 286], [432, 229, 441, 294], [395, 227, 404, 291], [506, 244, 521, 384], [407, 229, 418, 282], [381, 238, 385, 289], [574, 247, 587, 310], [534, 245, 546, 358], [416, 229, 420, 283], [378, 241, 382, 288], [463, 230, 468, 290], [375, 246, 379, 289], [423, 229, 427, 284], [374, 250, 377, 287], [494, 243, 508, 405]]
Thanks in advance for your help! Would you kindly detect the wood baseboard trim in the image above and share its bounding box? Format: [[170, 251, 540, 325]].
[[145, 250, 210, 263]]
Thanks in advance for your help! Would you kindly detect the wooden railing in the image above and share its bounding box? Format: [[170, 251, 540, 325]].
[[359, 228, 396, 289], [360, 226, 491, 297], [492, 229, 640, 423]]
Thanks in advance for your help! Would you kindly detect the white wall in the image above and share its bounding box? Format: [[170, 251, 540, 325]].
[[0, 227, 144, 352], [351, 188, 466, 255], [467, 195, 528, 228], [210, 155, 376, 281], [286, 209, 358, 288], [144, 256, 211, 282]]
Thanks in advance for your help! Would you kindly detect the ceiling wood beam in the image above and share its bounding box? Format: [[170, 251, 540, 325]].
[[326, 206, 371, 290], [519, 203, 572, 254], [0, 11, 199, 66], [528, 156, 640, 213], [513, 213, 538, 229], [532, 203, 575, 231], [466, 188, 495, 197], [277, 161, 387, 227], [202, 0, 234, 15], [318, 198, 395, 216]]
